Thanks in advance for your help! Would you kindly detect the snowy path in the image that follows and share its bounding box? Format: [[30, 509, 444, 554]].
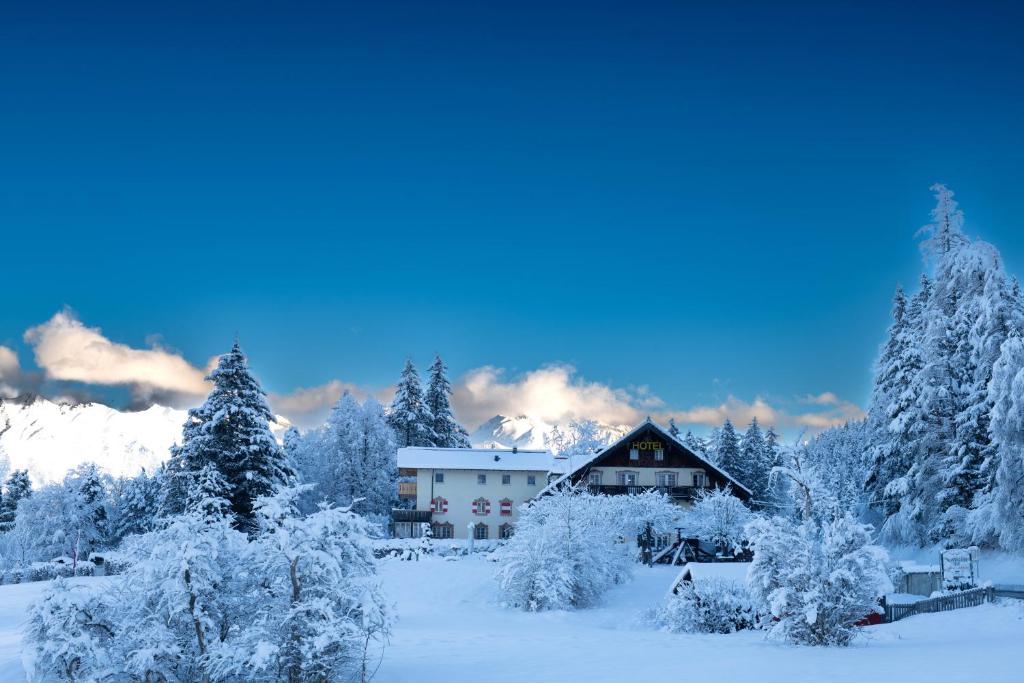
[[0, 562, 1021, 682]]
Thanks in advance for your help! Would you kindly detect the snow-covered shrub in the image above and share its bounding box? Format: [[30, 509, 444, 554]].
[[611, 489, 684, 538], [5, 465, 113, 571], [651, 577, 759, 634], [23, 486, 391, 683], [24, 578, 117, 682], [207, 488, 391, 682], [684, 486, 753, 555], [495, 486, 631, 611], [746, 512, 891, 646]]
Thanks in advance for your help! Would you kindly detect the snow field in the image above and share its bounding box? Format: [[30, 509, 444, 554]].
[[0, 558, 1020, 683]]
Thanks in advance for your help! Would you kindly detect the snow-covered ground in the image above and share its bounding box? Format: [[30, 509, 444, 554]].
[[1, 559, 1021, 683]]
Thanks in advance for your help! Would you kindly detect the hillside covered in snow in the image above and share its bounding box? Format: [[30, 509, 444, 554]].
[[0, 396, 187, 484], [469, 414, 628, 450]]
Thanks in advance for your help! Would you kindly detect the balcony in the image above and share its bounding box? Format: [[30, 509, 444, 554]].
[[587, 484, 706, 500], [391, 509, 432, 523]]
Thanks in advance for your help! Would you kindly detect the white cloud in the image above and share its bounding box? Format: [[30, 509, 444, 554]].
[[662, 393, 865, 433], [267, 380, 393, 429], [803, 391, 840, 405], [451, 364, 652, 429], [0, 345, 22, 398], [24, 309, 210, 403]]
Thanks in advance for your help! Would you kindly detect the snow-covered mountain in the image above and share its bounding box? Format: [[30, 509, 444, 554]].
[[469, 414, 628, 450], [0, 395, 187, 485], [0, 395, 290, 485]]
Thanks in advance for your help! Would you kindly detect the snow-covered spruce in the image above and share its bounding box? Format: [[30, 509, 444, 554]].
[[650, 577, 759, 634], [387, 359, 435, 448], [424, 354, 471, 448], [287, 393, 398, 524], [860, 185, 1024, 548], [163, 341, 295, 532]]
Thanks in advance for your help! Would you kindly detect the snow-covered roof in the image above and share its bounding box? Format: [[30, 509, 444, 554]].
[[397, 447, 554, 472], [669, 562, 752, 595], [544, 418, 753, 497]]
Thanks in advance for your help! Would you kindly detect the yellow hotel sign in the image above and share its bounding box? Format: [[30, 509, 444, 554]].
[[631, 440, 662, 450]]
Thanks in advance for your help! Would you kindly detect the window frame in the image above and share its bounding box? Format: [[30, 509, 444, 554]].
[[434, 471, 444, 484], [473, 523, 489, 540], [655, 471, 677, 487], [501, 474, 511, 485], [527, 475, 536, 486], [616, 470, 639, 486]]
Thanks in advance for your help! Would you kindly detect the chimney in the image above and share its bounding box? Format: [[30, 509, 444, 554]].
[[494, 454, 501, 462]]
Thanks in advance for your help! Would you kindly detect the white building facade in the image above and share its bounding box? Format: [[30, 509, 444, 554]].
[[393, 447, 553, 540]]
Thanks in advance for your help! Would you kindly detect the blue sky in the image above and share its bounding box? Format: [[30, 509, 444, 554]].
[[1, 1, 1022, 432]]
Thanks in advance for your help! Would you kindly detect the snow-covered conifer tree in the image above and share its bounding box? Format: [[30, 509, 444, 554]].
[[387, 359, 435, 447], [979, 334, 1024, 550], [164, 341, 295, 531], [110, 470, 161, 541], [739, 418, 768, 503], [714, 419, 741, 480], [0, 468, 31, 533], [425, 354, 471, 448], [667, 418, 680, 438], [682, 430, 708, 456]]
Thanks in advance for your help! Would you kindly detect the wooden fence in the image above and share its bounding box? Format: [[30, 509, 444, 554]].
[[883, 586, 995, 623]]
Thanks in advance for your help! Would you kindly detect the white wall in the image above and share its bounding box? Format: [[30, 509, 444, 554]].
[[585, 466, 707, 487], [415, 467, 547, 540]]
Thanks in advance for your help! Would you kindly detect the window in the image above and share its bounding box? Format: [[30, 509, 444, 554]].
[[432, 522, 454, 539], [629, 447, 639, 461], [502, 474, 511, 485], [616, 471, 638, 486], [473, 523, 489, 540], [473, 498, 491, 515], [477, 474, 487, 485], [499, 523, 514, 539], [654, 448, 665, 461], [656, 472, 677, 487], [588, 471, 603, 486], [527, 475, 536, 486], [499, 498, 513, 516], [435, 472, 444, 484], [431, 497, 448, 514], [693, 472, 707, 487]]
